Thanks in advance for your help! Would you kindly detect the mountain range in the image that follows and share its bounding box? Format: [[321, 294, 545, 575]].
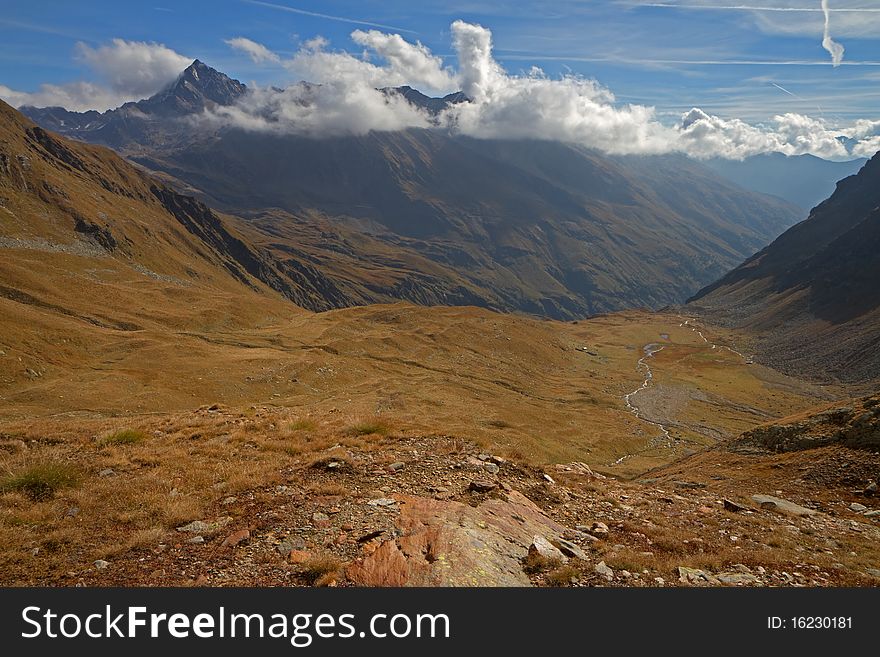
[[21, 60, 809, 318]]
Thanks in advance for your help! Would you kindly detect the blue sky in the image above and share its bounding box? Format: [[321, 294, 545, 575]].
[[2, 1, 879, 159]]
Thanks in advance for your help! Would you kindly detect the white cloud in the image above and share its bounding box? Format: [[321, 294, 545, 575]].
[[76, 39, 192, 96], [0, 39, 190, 111], [281, 30, 456, 95], [225, 37, 281, 64]]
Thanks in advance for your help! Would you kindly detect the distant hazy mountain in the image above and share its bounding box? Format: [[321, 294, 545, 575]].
[[689, 155, 880, 384], [20, 60, 804, 318], [703, 152, 866, 212]]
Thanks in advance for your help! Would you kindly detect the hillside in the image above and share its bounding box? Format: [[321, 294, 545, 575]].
[[688, 154, 880, 385]]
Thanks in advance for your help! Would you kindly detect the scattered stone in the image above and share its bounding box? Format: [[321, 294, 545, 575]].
[[483, 462, 500, 474], [673, 481, 706, 489], [866, 568, 880, 578], [865, 482, 878, 496], [594, 561, 614, 580], [388, 462, 405, 472], [529, 535, 567, 563], [367, 498, 397, 507], [469, 480, 498, 493], [716, 572, 759, 585], [94, 560, 109, 571], [65, 507, 80, 518], [186, 536, 205, 544], [221, 496, 238, 505], [277, 541, 294, 556], [864, 510, 880, 518], [220, 529, 250, 548], [98, 468, 115, 477], [751, 495, 818, 517], [678, 566, 717, 584], [543, 474, 556, 485], [312, 512, 330, 527], [176, 517, 232, 533], [557, 538, 588, 560], [723, 499, 746, 513], [589, 521, 609, 538], [849, 502, 867, 513]]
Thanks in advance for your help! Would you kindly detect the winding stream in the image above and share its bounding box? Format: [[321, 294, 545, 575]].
[[611, 318, 751, 467], [614, 342, 673, 465]]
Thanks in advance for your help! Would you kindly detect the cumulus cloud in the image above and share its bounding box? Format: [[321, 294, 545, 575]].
[[0, 39, 190, 111], [201, 20, 880, 159], [283, 30, 456, 94], [225, 37, 281, 64]]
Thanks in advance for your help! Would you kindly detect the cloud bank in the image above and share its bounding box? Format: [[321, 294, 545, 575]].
[[2, 23, 876, 160], [211, 20, 876, 160], [1, 39, 189, 111]]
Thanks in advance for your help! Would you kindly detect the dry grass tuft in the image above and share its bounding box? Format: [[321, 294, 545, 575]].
[[0, 459, 80, 501], [300, 555, 344, 586], [100, 429, 147, 446]]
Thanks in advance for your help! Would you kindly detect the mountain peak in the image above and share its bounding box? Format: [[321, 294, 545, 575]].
[[158, 60, 247, 110]]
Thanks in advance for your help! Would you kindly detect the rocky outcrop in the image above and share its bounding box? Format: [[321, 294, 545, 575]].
[[347, 490, 568, 587]]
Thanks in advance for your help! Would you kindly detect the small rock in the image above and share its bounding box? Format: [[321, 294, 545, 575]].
[[751, 494, 817, 517], [221, 496, 238, 505], [589, 521, 609, 537], [94, 560, 109, 571], [65, 507, 80, 518], [388, 462, 405, 472], [557, 538, 588, 560], [98, 468, 115, 477], [864, 482, 878, 496], [366, 498, 397, 507], [529, 535, 567, 563], [849, 502, 867, 513], [594, 561, 613, 580], [716, 572, 759, 585], [176, 517, 232, 533], [469, 480, 497, 493], [864, 510, 880, 518], [543, 474, 556, 485], [220, 529, 250, 548], [277, 541, 294, 556], [865, 568, 880, 578], [483, 462, 500, 474], [186, 536, 205, 544], [723, 499, 746, 512]]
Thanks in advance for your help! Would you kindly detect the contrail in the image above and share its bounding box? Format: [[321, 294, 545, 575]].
[[822, 0, 845, 66], [771, 82, 797, 97]]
